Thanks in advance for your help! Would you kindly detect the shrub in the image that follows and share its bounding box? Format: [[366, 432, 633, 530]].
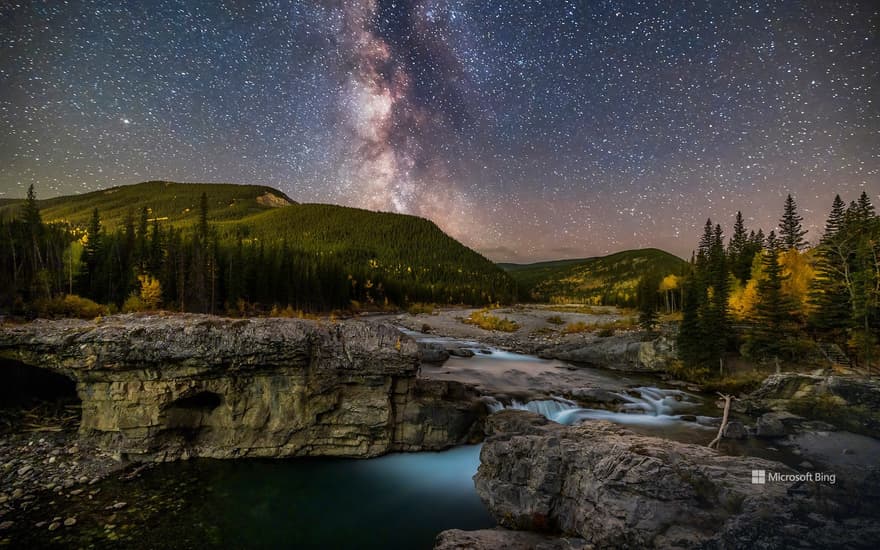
[[546, 315, 565, 325], [407, 302, 436, 315], [464, 309, 518, 332], [37, 294, 108, 319], [268, 305, 318, 319], [122, 295, 147, 313], [563, 321, 590, 334]]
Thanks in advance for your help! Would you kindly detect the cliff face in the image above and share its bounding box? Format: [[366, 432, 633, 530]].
[[0, 314, 484, 461]]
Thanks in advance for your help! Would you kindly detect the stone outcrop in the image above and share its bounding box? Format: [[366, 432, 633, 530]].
[[0, 314, 485, 461], [539, 334, 675, 372], [468, 410, 880, 549], [740, 373, 880, 438]]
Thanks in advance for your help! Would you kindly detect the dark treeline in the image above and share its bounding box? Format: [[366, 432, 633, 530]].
[[641, 191, 879, 373], [1, 187, 515, 316]]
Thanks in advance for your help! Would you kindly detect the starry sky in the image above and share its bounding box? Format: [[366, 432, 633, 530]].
[[1, 1, 878, 262]]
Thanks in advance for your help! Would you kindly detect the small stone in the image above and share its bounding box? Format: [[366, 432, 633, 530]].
[[48, 456, 56, 464], [0, 495, 7, 504], [70, 489, 84, 496], [48, 522, 61, 531], [842, 448, 855, 455], [89, 477, 101, 485], [17, 465, 32, 476], [63, 517, 76, 527], [11, 489, 23, 499], [35, 521, 46, 528], [0, 521, 13, 531], [112, 502, 127, 510], [78, 475, 88, 484]]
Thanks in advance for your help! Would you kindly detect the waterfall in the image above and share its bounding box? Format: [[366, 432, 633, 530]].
[[486, 387, 712, 428], [485, 396, 578, 422]]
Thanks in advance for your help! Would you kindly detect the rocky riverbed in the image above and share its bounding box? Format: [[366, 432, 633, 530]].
[[384, 304, 677, 372], [0, 430, 124, 540]]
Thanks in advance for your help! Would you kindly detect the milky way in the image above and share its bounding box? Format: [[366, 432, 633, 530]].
[[1, 1, 878, 261]]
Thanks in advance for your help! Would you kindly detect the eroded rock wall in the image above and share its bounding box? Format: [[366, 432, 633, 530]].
[[0, 314, 483, 461]]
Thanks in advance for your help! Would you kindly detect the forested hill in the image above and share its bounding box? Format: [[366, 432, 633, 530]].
[[501, 248, 687, 306], [0, 181, 295, 228], [0, 182, 516, 314]]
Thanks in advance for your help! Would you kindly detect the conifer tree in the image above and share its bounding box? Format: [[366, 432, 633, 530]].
[[779, 194, 808, 250], [810, 195, 852, 337], [677, 271, 707, 367], [748, 231, 796, 359], [80, 208, 103, 300], [637, 271, 662, 330], [728, 211, 753, 283]]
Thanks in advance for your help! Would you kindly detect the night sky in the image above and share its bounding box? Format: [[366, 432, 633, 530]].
[[1, 1, 878, 262]]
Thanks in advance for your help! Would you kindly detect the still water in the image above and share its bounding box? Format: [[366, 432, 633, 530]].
[[13, 445, 493, 550]]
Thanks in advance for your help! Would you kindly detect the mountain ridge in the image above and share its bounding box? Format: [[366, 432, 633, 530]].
[[500, 248, 687, 306]]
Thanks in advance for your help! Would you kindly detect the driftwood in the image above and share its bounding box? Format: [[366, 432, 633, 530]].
[[707, 393, 733, 450], [119, 463, 153, 481]]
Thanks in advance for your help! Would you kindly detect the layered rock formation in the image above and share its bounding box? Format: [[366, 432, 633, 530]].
[[460, 410, 880, 549], [0, 314, 484, 461]]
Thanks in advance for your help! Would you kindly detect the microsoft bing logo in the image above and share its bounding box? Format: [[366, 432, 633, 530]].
[[751, 470, 766, 484]]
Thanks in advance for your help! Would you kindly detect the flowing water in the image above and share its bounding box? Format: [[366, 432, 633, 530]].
[[413, 330, 723, 444]]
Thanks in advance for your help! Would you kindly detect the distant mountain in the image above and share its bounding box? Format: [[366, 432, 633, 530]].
[[2, 181, 515, 307], [0, 181, 295, 228], [501, 248, 687, 306]]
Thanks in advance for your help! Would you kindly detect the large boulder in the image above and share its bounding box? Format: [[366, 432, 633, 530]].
[[0, 314, 484, 461], [472, 410, 880, 548], [540, 334, 675, 372]]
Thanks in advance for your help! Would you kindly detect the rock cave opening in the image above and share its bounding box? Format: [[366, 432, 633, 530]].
[[162, 391, 224, 443], [0, 360, 81, 435]]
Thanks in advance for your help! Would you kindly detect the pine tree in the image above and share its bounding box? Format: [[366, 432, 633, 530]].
[[748, 231, 796, 359], [779, 194, 808, 250], [855, 191, 876, 220], [678, 272, 708, 367], [820, 195, 846, 244], [810, 195, 852, 337], [728, 211, 751, 283], [136, 207, 149, 271], [703, 224, 730, 362], [637, 271, 662, 331], [23, 184, 42, 229], [80, 208, 103, 300], [22, 184, 46, 297]]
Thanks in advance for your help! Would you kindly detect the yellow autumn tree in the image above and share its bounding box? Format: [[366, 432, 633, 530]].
[[659, 274, 680, 312], [138, 274, 163, 309], [729, 253, 764, 320], [124, 274, 163, 312], [778, 248, 815, 315]]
